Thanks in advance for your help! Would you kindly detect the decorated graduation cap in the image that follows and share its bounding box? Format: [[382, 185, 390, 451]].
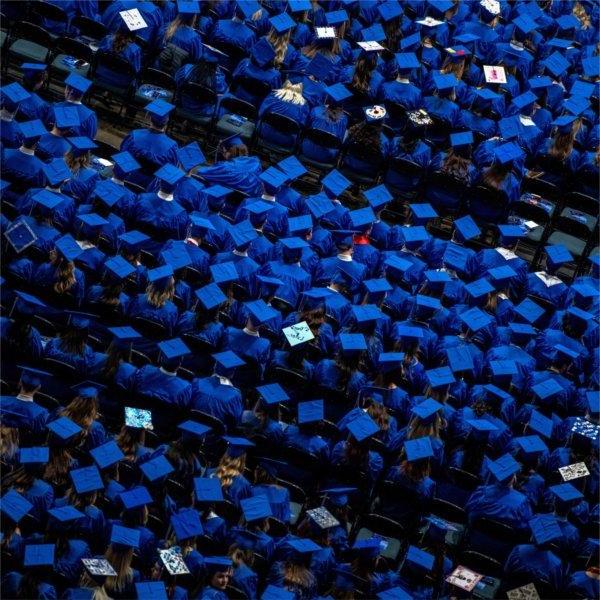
[[43, 157, 71, 186], [322, 168, 350, 198], [364, 105, 387, 122], [145, 98, 175, 125], [223, 435, 255, 457], [119, 7, 148, 31], [194, 477, 224, 503], [4, 220, 37, 254], [298, 399, 324, 425]]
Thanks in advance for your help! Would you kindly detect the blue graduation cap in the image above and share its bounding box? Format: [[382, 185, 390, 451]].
[[489, 359, 518, 381], [236, 0, 260, 18], [514, 297, 544, 325], [339, 333, 367, 353], [552, 114, 577, 134], [189, 213, 215, 237], [395, 324, 424, 341], [563, 95, 591, 117], [280, 236, 309, 251], [90, 440, 125, 470], [119, 486, 153, 510], [194, 477, 224, 503], [465, 277, 494, 300], [543, 51, 570, 78], [377, 0, 401, 21], [43, 158, 71, 186], [24, 544, 55, 567], [515, 435, 548, 457], [378, 352, 405, 373], [320, 486, 357, 508], [347, 412, 379, 442], [1, 82, 30, 108], [287, 0, 310, 12], [158, 337, 191, 363], [103, 255, 135, 283], [241, 495, 273, 522], [424, 270, 451, 291], [229, 219, 258, 249], [426, 366, 455, 389], [453, 215, 480, 242], [70, 465, 103, 493], [110, 524, 140, 549], [298, 399, 324, 424], [118, 230, 150, 254], [245, 299, 278, 325], [404, 436, 434, 462], [21, 62, 47, 77], [67, 136, 97, 156], [111, 151, 140, 176], [353, 537, 384, 558], [433, 72, 458, 92], [270, 12, 296, 33], [55, 234, 83, 262], [529, 514, 561, 546], [135, 582, 167, 600], [277, 155, 307, 180], [363, 278, 392, 299], [17, 119, 47, 141], [177, 141, 205, 172], [19, 446, 49, 465], [325, 9, 348, 25], [305, 193, 334, 220], [155, 163, 184, 187], [409, 203, 438, 225], [53, 105, 80, 129], [246, 200, 275, 221], [262, 586, 295, 600], [512, 14, 537, 36], [177, 0, 200, 14], [93, 179, 124, 209], [322, 169, 350, 198], [363, 184, 392, 210], [488, 453, 520, 483], [4, 220, 37, 254], [400, 32, 421, 51], [349, 207, 375, 231], [139, 455, 175, 482], [145, 98, 175, 122], [528, 75, 553, 92], [195, 282, 226, 311], [259, 166, 287, 194], [497, 223, 525, 246], [404, 545, 434, 573], [494, 142, 524, 165], [223, 436, 255, 457], [213, 350, 245, 371], [251, 38, 275, 68], [47, 416, 82, 441], [487, 265, 517, 289], [178, 420, 211, 439], [532, 379, 563, 403], [361, 23, 386, 43], [287, 215, 313, 236], [459, 306, 493, 332], [582, 57, 600, 79], [446, 346, 474, 374], [528, 409, 553, 439], [549, 483, 583, 505], [257, 383, 289, 405], [466, 418, 498, 437], [171, 508, 203, 541], [1, 489, 33, 523], [65, 72, 91, 94], [76, 212, 109, 236], [13, 293, 47, 317], [395, 52, 420, 71], [147, 264, 174, 286], [352, 304, 383, 324], [325, 82, 353, 105]]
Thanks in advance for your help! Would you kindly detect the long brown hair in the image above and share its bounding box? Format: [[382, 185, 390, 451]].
[[299, 307, 325, 337], [399, 457, 431, 482], [84, 545, 134, 594], [441, 149, 471, 181], [51, 253, 77, 295], [303, 38, 341, 59], [65, 150, 90, 174], [43, 446, 73, 487], [480, 163, 510, 190], [366, 400, 390, 432], [116, 425, 146, 461], [1, 426, 19, 462], [113, 30, 133, 53], [165, 14, 197, 41], [548, 121, 580, 161], [60, 395, 98, 429], [145, 278, 175, 308], [283, 562, 316, 594], [347, 121, 382, 157], [350, 53, 377, 95], [215, 453, 245, 489]]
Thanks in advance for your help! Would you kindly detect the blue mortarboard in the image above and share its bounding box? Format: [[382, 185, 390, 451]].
[[487, 265, 517, 289], [90, 440, 125, 470], [4, 220, 37, 254], [53, 105, 80, 129], [466, 419, 498, 436], [528, 409, 553, 438], [147, 264, 174, 285], [140, 455, 175, 482], [426, 367, 455, 389], [195, 283, 226, 311], [54, 234, 83, 262], [563, 95, 591, 117], [494, 142, 525, 165], [13, 293, 47, 317], [405, 546, 434, 572], [223, 436, 255, 457], [395, 324, 424, 341], [76, 212, 109, 235], [353, 537, 384, 558], [65, 72, 91, 94], [512, 90, 537, 112], [70, 465, 103, 493], [409, 203, 438, 225], [262, 586, 295, 600], [349, 207, 376, 231], [103, 255, 135, 282], [528, 76, 553, 93], [545, 244, 573, 270], [378, 352, 405, 373], [586, 391, 599, 418], [288, 0, 310, 11], [498, 116, 520, 140], [287, 215, 313, 236], [453, 215, 480, 242], [401, 225, 430, 248], [498, 223, 525, 246], [24, 544, 55, 567], [529, 514, 561, 545], [446, 346, 474, 374], [177, 141, 205, 171], [556, 13, 580, 30], [514, 297, 544, 325], [280, 236, 309, 250], [450, 131, 474, 149], [305, 51, 334, 80], [155, 163, 184, 186], [361, 23, 385, 43], [305, 194, 334, 219], [251, 38, 276, 68], [1, 489, 33, 523], [552, 114, 577, 134], [158, 337, 191, 362], [346, 412, 379, 442], [178, 420, 211, 439], [582, 57, 600, 79], [43, 158, 71, 185], [277, 155, 307, 180], [400, 32, 421, 51], [189, 214, 215, 237], [119, 486, 153, 510], [377, 0, 401, 20], [213, 350, 245, 370], [363, 278, 392, 298], [543, 51, 570, 78], [246, 201, 275, 219], [286, 538, 322, 555], [339, 333, 367, 353], [18, 366, 50, 388], [490, 359, 518, 380], [549, 483, 583, 505], [325, 83, 352, 104], [170, 508, 203, 540], [107, 325, 141, 346], [145, 98, 175, 120], [322, 169, 350, 198], [298, 399, 324, 424], [257, 383, 289, 405], [257, 275, 284, 294], [269, 12, 296, 34], [111, 151, 140, 175], [555, 343, 580, 363], [1, 82, 30, 107], [67, 136, 97, 156], [411, 398, 444, 423], [241, 495, 273, 522], [177, 0, 199, 14], [433, 72, 458, 91], [465, 278, 494, 299], [236, 0, 260, 18], [93, 179, 124, 208], [508, 322, 536, 341], [17, 119, 47, 141], [459, 306, 492, 333], [571, 80, 595, 99], [325, 9, 348, 25], [229, 219, 258, 249], [194, 477, 224, 502], [363, 184, 392, 210], [21, 62, 47, 75], [377, 588, 412, 600], [259, 166, 287, 194], [532, 378, 563, 403], [405, 437, 434, 462], [512, 14, 537, 35], [415, 294, 441, 314], [110, 524, 140, 548], [47, 416, 82, 441], [515, 435, 548, 456], [474, 88, 501, 104], [488, 453, 520, 483], [135, 582, 167, 600], [395, 52, 420, 70], [352, 304, 383, 324], [245, 299, 278, 325]]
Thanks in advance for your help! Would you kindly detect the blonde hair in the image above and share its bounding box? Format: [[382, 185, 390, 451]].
[[274, 81, 306, 105], [145, 279, 175, 308], [284, 562, 316, 593], [574, 2, 591, 29], [65, 151, 90, 174], [215, 453, 245, 489], [268, 29, 291, 68], [101, 546, 134, 594], [165, 14, 197, 41], [1, 426, 19, 462]]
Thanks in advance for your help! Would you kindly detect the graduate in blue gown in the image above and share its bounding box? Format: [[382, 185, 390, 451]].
[[18, 63, 51, 124], [0, 82, 29, 149], [176, 56, 227, 118], [51, 74, 97, 140], [162, 2, 203, 62], [96, 19, 143, 88]]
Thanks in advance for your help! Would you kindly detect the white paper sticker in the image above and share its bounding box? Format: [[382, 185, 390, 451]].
[[119, 8, 148, 31], [484, 65, 507, 84], [315, 26, 336, 39], [283, 321, 315, 347], [496, 247, 518, 260], [446, 566, 483, 592], [559, 462, 590, 481], [357, 41, 384, 51]]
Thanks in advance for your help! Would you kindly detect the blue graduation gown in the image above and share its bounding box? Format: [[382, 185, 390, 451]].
[[466, 483, 533, 532], [1, 149, 46, 201], [260, 260, 311, 307], [18, 91, 50, 124], [209, 19, 256, 52], [251, 484, 290, 523], [61, 166, 99, 205], [44, 339, 100, 375], [0, 118, 22, 149], [191, 375, 243, 431], [300, 105, 348, 164], [314, 256, 367, 297], [133, 365, 191, 408], [51, 101, 97, 140], [175, 64, 227, 117], [16, 186, 75, 231], [0, 396, 49, 436], [504, 545, 567, 593], [55, 539, 91, 585], [283, 425, 330, 462], [197, 156, 262, 197], [131, 193, 189, 243], [225, 327, 270, 381], [96, 36, 142, 87], [126, 294, 179, 336], [258, 93, 310, 147]]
